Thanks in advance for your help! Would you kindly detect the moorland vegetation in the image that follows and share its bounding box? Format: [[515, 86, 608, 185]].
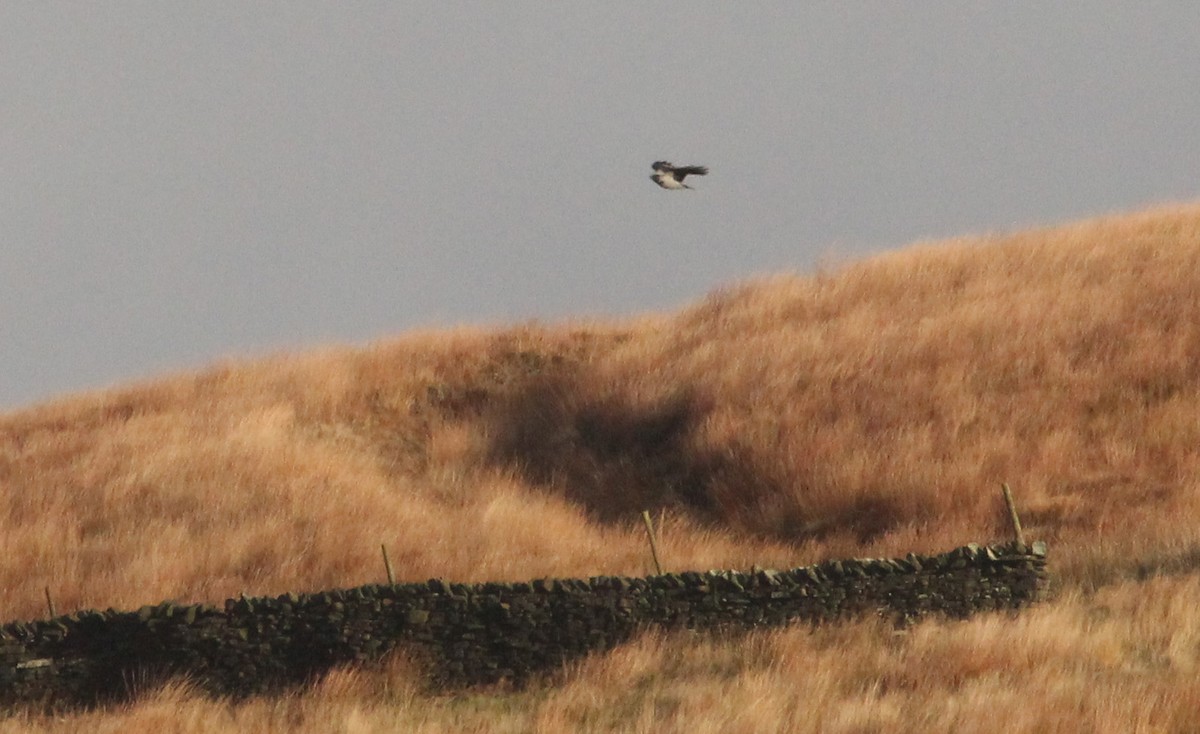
[[3, 203, 1200, 731]]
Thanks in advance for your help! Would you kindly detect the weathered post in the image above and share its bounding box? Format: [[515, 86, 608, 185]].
[[381, 543, 396, 585], [1001, 483, 1026, 551], [641, 510, 663, 575]]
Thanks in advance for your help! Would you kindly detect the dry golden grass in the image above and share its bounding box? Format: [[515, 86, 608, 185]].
[[4, 201, 1200, 730]]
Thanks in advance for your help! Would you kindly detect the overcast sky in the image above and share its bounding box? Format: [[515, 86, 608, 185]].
[[3, 3, 1198, 410]]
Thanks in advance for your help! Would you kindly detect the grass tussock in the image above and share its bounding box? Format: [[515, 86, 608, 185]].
[[4, 201, 1200, 729]]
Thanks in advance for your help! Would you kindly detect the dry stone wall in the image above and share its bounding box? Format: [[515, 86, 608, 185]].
[[0, 541, 1047, 710]]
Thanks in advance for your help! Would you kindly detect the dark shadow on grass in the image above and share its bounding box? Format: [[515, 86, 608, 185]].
[[484, 370, 913, 543], [483, 372, 901, 546], [484, 371, 705, 522], [484, 373, 727, 522]]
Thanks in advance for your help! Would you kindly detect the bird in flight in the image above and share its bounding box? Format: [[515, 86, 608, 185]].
[[650, 161, 709, 190]]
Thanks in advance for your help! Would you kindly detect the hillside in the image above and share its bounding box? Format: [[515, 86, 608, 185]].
[[4, 203, 1200, 731]]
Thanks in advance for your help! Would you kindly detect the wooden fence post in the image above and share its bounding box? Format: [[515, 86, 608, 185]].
[[1001, 483, 1026, 550], [381, 543, 395, 585], [641, 510, 663, 575]]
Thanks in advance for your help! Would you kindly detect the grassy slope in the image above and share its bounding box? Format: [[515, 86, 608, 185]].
[[4, 203, 1200, 731]]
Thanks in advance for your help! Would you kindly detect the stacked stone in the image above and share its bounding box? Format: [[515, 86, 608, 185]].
[[0, 541, 1048, 710]]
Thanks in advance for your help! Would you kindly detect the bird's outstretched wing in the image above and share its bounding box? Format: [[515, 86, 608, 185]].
[[650, 161, 708, 189], [673, 165, 708, 178]]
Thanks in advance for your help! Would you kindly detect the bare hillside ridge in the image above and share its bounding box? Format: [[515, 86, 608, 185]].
[[3, 203, 1200, 624]]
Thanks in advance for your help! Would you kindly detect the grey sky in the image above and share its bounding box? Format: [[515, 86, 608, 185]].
[[3, 3, 1198, 409]]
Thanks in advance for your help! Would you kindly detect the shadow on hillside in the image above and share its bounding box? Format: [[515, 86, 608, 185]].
[[484, 373, 714, 520], [482, 372, 900, 543]]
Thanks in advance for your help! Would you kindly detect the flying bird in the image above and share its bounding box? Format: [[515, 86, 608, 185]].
[[650, 161, 709, 190]]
